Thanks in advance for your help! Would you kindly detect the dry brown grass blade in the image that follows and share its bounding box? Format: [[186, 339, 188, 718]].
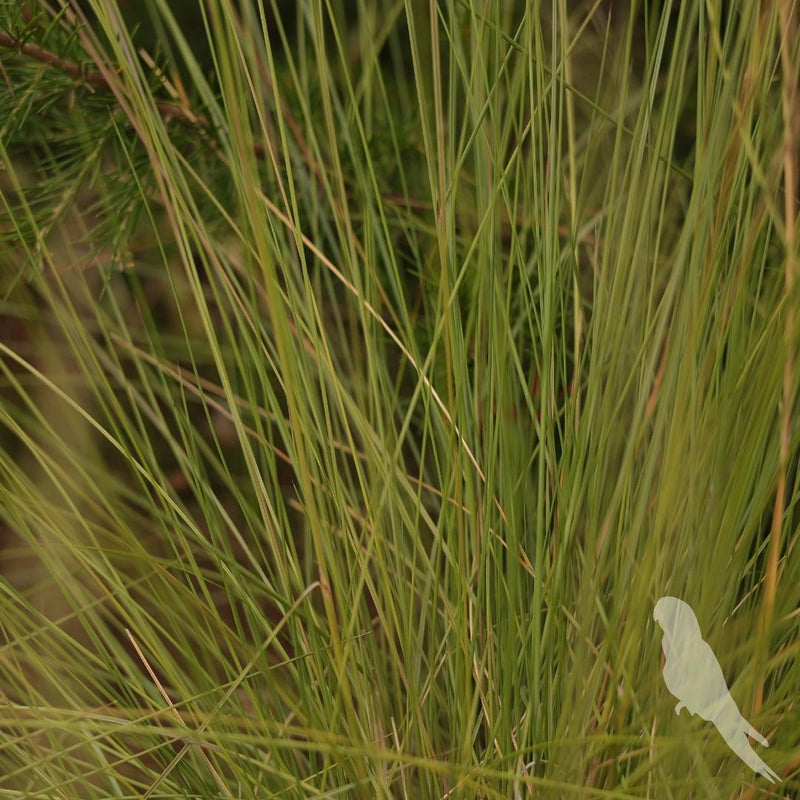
[[755, 0, 798, 716]]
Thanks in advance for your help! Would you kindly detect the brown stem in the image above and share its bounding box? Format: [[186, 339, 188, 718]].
[[755, 0, 798, 716]]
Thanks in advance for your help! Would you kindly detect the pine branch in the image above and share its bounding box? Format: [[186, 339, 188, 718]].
[[0, 29, 106, 87], [0, 29, 207, 130]]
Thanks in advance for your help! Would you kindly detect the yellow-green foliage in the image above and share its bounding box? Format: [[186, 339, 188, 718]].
[[0, 1, 797, 796]]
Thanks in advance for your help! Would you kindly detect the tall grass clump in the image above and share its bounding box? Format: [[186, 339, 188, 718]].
[[0, 0, 798, 796]]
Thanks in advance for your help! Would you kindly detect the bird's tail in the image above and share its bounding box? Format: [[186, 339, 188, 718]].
[[718, 729, 780, 783], [746, 724, 769, 748]]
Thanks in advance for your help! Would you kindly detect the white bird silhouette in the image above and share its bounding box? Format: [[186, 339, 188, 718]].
[[653, 596, 780, 783]]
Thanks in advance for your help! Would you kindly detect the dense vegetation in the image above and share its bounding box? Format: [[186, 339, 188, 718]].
[[0, 1, 798, 796]]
